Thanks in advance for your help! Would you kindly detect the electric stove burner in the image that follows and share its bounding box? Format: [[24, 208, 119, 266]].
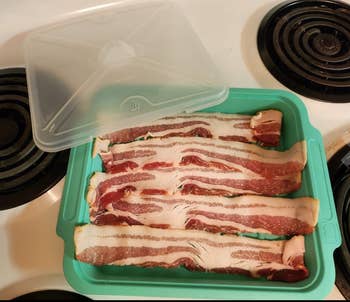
[[328, 144, 350, 299], [258, 0, 350, 103], [12, 290, 91, 301], [0, 68, 69, 210]]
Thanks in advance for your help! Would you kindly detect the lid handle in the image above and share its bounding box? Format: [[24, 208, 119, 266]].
[[99, 40, 136, 66]]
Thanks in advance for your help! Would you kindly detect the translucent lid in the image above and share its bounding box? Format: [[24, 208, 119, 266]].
[[24, 0, 228, 152]]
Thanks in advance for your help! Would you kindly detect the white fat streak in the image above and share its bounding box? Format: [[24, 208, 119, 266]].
[[75, 225, 303, 272]]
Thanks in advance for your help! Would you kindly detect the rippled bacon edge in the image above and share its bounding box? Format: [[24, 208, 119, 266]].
[[92, 110, 282, 157], [89, 194, 319, 236], [74, 224, 309, 282]]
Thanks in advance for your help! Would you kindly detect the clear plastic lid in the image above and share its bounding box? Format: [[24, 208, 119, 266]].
[[24, 0, 228, 152]]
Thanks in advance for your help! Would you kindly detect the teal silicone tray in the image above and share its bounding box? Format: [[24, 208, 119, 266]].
[[57, 88, 341, 300]]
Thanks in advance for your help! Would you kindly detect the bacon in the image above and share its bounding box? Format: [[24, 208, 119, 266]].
[[94, 110, 282, 155], [74, 224, 308, 282], [87, 168, 302, 209], [99, 137, 306, 177], [87, 140, 306, 205], [89, 194, 319, 236]]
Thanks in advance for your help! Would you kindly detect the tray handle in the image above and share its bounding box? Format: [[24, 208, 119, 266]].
[[57, 144, 92, 238], [308, 126, 341, 249]]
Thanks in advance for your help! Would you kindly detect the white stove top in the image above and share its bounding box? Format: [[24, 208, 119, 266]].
[[1, 0, 349, 300]]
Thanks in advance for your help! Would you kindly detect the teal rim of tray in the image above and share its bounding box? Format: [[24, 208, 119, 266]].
[[57, 88, 341, 300]]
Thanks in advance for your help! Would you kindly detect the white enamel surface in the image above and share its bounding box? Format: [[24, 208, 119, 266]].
[[1, 0, 349, 300]]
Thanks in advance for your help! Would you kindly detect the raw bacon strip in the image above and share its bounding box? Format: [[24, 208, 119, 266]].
[[95, 110, 282, 152], [89, 194, 319, 236], [74, 224, 308, 282], [87, 169, 302, 208], [99, 138, 306, 177]]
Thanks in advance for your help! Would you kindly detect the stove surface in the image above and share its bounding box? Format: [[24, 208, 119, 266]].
[[0, 68, 70, 210], [257, 0, 350, 103], [0, 0, 349, 300]]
